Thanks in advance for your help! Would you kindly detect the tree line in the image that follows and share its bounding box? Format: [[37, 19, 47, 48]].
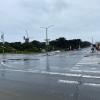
[[0, 37, 91, 53]]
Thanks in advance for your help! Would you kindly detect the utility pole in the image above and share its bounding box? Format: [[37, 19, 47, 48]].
[[40, 25, 54, 55]]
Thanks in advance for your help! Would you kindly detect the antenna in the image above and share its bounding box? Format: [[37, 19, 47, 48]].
[[23, 30, 29, 43], [23, 30, 33, 43]]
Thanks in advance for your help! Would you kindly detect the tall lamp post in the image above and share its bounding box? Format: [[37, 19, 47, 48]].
[[40, 25, 54, 55], [91, 37, 95, 53], [0, 32, 5, 56]]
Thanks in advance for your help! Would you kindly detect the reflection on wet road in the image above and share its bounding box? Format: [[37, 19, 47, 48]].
[[0, 48, 100, 100]]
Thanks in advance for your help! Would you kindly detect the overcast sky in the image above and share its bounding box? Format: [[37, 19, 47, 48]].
[[0, 0, 100, 42]]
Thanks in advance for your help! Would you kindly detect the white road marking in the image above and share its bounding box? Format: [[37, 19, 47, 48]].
[[77, 62, 99, 65], [83, 83, 100, 87], [0, 68, 100, 79], [76, 56, 100, 66], [83, 75, 100, 79], [58, 80, 78, 84], [0, 62, 17, 68], [58, 80, 100, 87], [40, 71, 81, 77], [1, 57, 100, 80], [70, 69, 100, 74]]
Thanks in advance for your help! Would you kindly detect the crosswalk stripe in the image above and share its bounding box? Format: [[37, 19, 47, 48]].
[[0, 68, 100, 79], [76, 56, 100, 66], [58, 80, 78, 84], [70, 69, 100, 74], [58, 80, 100, 87]]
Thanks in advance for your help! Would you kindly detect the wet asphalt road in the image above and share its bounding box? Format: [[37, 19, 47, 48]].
[[0, 48, 100, 100]]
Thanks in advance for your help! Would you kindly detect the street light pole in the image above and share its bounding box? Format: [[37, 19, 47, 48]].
[[40, 25, 54, 55], [91, 37, 95, 53], [2, 34, 5, 56], [0, 32, 5, 56], [45, 28, 48, 45]]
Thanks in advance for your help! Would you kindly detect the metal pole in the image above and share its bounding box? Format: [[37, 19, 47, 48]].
[[46, 28, 48, 55], [79, 41, 81, 50], [0, 33, 5, 56], [0, 31, 6, 63], [0, 32, 5, 60], [2, 33, 5, 56], [40, 25, 54, 56], [91, 36, 95, 53], [92, 37, 94, 45]]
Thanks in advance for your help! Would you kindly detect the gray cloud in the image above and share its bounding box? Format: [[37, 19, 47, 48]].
[[20, 0, 68, 13], [0, 0, 100, 42]]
